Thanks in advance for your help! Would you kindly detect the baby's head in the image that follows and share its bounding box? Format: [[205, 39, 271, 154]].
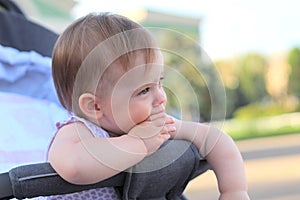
[[52, 13, 165, 133]]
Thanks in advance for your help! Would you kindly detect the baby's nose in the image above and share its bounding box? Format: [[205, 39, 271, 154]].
[[153, 89, 166, 107]]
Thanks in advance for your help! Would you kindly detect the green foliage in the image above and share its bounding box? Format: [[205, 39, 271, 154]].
[[236, 53, 269, 104], [223, 113, 300, 140], [287, 48, 300, 97], [233, 102, 297, 119], [215, 53, 270, 118], [149, 27, 299, 133]]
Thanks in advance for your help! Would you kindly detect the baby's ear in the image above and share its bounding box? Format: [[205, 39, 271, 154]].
[[79, 93, 103, 119]]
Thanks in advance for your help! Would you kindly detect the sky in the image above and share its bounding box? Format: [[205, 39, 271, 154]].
[[73, 0, 300, 60]]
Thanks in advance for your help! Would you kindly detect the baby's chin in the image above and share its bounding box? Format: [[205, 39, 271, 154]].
[[110, 116, 154, 136], [105, 126, 128, 137], [107, 131, 124, 137]]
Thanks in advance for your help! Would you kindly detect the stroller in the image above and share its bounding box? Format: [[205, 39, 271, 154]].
[[0, 1, 210, 199]]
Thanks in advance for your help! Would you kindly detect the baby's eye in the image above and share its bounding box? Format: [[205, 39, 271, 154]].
[[138, 87, 150, 96]]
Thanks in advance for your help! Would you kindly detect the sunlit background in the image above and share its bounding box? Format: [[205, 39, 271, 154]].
[[16, 0, 300, 60], [1, 0, 300, 199]]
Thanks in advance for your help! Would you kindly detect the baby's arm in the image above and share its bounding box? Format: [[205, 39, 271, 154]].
[[171, 119, 250, 200], [48, 117, 173, 185]]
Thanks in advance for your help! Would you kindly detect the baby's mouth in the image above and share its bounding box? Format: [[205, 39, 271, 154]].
[[150, 105, 165, 115], [146, 106, 166, 122]]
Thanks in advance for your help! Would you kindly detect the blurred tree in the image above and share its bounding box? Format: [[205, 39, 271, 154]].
[[215, 59, 240, 118], [215, 54, 269, 118], [236, 53, 269, 104], [266, 53, 289, 102], [287, 47, 300, 98]]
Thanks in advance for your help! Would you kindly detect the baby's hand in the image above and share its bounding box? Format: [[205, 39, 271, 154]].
[[128, 112, 176, 156]]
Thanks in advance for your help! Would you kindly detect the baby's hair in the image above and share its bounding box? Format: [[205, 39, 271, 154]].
[[52, 12, 158, 114]]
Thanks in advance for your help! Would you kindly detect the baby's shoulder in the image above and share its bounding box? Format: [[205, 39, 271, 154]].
[[55, 121, 93, 143]]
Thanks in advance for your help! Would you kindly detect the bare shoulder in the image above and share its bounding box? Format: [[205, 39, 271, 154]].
[[52, 121, 94, 146], [48, 121, 94, 163]]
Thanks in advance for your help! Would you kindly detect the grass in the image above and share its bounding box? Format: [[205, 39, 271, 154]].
[[217, 112, 300, 140]]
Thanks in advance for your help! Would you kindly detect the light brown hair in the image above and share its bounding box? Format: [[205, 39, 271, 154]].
[[52, 12, 157, 115]]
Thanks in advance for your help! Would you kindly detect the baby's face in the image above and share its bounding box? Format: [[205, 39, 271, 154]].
[[99, 51, 167, 136]]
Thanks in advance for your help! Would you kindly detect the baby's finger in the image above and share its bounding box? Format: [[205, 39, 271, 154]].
[[160, 132, 171, 141], [167, 125, 176, 133], [148, 112, 166, 121], [165, 116, 175, 125], [160, 125, 176, 134], [151, 117, 167, 126], [150, 115, 174, 128]]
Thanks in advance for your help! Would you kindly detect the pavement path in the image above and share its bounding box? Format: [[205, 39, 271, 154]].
[[184, 133, 300, 200]]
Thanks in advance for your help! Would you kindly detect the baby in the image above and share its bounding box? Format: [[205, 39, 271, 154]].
[[48, 12, 249, 199]]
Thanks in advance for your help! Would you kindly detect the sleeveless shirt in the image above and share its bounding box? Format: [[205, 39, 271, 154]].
[[46, 116, 120, 200]]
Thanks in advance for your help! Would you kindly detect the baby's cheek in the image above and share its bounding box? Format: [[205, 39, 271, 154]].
[[163, 100, 167, 107], [162, 90, 167, 106], [130, 108, 151, 124]]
